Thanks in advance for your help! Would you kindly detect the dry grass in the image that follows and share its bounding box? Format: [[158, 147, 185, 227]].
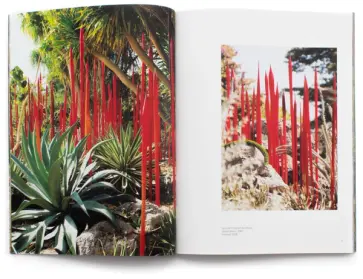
[[222, 183, 334, 211]]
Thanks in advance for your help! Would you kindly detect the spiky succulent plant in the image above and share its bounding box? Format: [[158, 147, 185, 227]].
[[11, 125, 123, 254]]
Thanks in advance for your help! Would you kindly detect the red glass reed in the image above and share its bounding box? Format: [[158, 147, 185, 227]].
[[63, 86, 67, 130], [232, 70, 238, 141], [245, 90, 250, 139], [50, 83, 55, 138], [107, 85, 112, 131], [112, 75, 117, 132], [44, 86, 48, 121], [240, 75, 245, 139], [28, 80, 32, 133], [153, 74, 161, 206], [264, 73, 271, 163], [101, 63, 106, 136], [85, 61, 92, 150], [25, 109, 28, 136], [256, 65, 262, 144], [251, 89, 256, 140], [274, 84, 280, 171], [35, 77, 41, 154], [148, 47, 154, 201], [288, 57, 295, 188], [141, 33, 146, 124], [314, 70, 319, 202], [268, 68, 275, 170], [139, 92, 149, 257], [69, 47, 77, 140], [79, 28, 85, 138], [303, 78, 311, 203], [93, 59, 99, 143], [39, 74, 43, 129], [225, 65, 230, 138], [293, 101, 298, 193]]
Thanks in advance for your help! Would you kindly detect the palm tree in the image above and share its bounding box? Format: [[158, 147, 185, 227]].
[[79, 5, 173, 89], [13, 5, 174, 151]]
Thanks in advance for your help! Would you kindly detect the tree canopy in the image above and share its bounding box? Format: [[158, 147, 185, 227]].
[[286, 47, 337, 87]]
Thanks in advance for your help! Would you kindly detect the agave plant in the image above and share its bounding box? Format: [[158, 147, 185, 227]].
[[93, 124, 143, 195], [11, 125, 123, 254]]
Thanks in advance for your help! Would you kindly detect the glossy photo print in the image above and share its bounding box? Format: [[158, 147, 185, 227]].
[[221, 45, 337, 211], [9, 5, 176, 256]]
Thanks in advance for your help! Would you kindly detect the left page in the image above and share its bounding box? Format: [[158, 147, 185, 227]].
[[8, 4, 176, 256]]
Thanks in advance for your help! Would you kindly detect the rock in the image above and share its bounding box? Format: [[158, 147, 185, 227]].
[[222, 142, 290, 211], [76, 218, 136, 256], [257, 165, 288, 191], [222, 187, 293, 211], [222, 142, 288, 192], [76, 201, 171, 256], [40, 248, 58, 255]]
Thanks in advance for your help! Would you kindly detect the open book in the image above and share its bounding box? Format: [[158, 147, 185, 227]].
[[8, 4, 355, 256]]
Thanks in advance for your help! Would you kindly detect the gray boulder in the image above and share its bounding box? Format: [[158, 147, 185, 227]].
[[222, 142, 288, 192], [76, 201, 172, 256]]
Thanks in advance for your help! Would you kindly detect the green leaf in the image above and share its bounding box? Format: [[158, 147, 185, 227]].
[[76, 139, 111, 185], [72, 162, 97, 192], [14, 199, 55, 213], [71, 192, 88, 216], [11, 154, 39, 189], [83, 200, 116, 226], [79, 170, 124, 192], [79, 181, 120, 195], [10, 170, 41, 200], [13, 226, 39, 252], [74, 137, 87, 160], [49, 125, 74, 166], [41, 129, 51, 169], [63, 215, 78, 255], [48, 157, 63, 206], [54, 224, 67, 254], [11, 154, 53, 204], [12, 213, 58, 253], [11, 209, 52, 222], [35, 215, 59, 254], [61, 196, 71, 211], [35, 224, 46, 254], [29, 132, 49, 188]]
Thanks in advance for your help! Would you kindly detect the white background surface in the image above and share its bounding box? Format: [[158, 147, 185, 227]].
[[0, 0, 361, 277], [176, 9, 353, 255]]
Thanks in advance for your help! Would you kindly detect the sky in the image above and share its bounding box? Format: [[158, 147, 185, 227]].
[[232, 45, 328, 116], [9, 15, 46, 81]]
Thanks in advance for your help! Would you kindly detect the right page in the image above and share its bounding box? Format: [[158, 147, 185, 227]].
[[176, 9, 355, 254]]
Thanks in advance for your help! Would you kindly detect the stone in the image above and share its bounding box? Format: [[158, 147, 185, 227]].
[[222, 142, 290, 211], [76, 201, 172, 256], [40, 248, 58, 255], [222, 142, 288, 192]]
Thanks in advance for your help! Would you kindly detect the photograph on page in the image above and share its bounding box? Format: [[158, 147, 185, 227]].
[[9, 5, 176, 256], [221, 45, 337, 211]]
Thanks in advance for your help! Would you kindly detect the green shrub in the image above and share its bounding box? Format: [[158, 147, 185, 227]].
[[93, 124, 144, 195], [10, 125, 123, 254]]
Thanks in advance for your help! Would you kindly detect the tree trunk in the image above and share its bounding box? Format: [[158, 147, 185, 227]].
[[137, 7, 169, 65], [12, 95, 28, 153], [90, 49, 137, 94], [125, 33, 171, 89]]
